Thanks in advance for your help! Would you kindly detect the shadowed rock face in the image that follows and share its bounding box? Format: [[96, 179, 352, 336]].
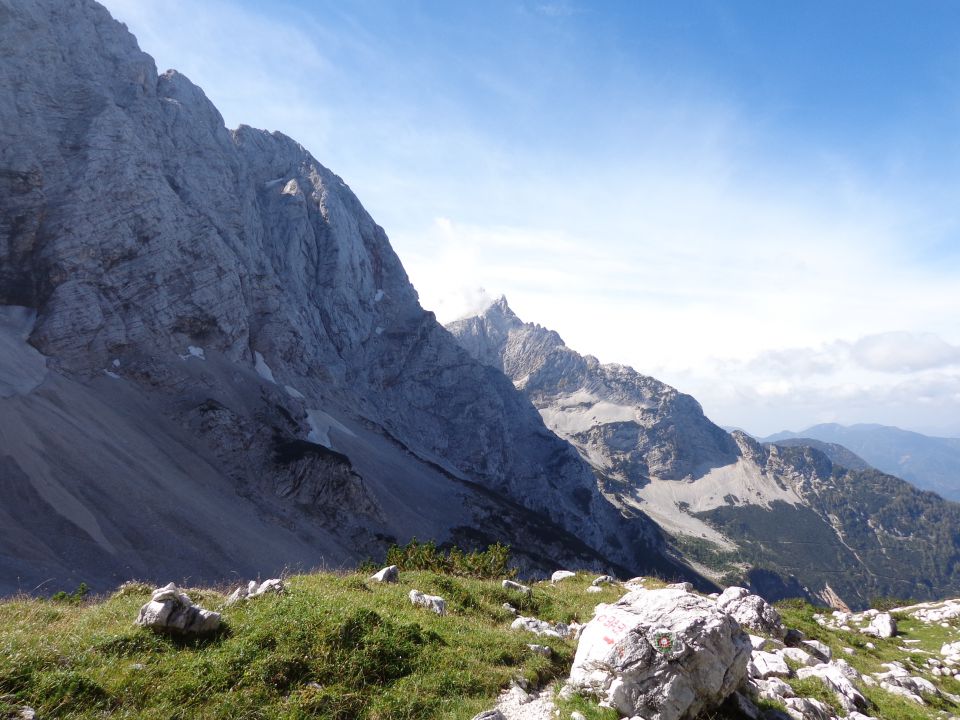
[[0, 0, 694, 594]]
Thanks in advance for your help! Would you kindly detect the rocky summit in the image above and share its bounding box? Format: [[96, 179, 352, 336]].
[[0, 0, 695, 594], [447, 298, 960, 609]]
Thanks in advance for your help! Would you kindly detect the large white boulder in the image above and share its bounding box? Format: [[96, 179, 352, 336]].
[[551, 570, 576, 583], [135, 582, 220, 634], [862, 612, 896, 638], [568, 588, 751, 720], [716, 586, 784, 638]]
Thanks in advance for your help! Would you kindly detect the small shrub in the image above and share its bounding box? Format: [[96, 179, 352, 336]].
[[385, 539, 517, 579], [50, 583, 89, 605]]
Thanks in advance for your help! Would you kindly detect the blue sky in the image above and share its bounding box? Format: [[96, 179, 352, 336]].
[[101, 0, 960, 436]]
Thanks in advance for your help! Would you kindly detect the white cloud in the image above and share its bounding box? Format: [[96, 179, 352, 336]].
[[851, 332, 960, 373]]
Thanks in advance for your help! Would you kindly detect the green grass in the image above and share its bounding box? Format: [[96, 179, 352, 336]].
[[0, 571, 624, 719], [775, 598, 960, 720], [553, 691, 619, 719]]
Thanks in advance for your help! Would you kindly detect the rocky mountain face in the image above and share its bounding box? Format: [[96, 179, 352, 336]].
[[448, 299, 960, 609], [765, 423, 960, 501], [0, 0, 694, 595], [449, 297, 740, 484]]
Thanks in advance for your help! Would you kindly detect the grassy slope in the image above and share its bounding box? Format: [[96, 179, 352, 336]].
[[5, 571, 960, 720], [775, 600, 960, 720], [0, 571, 639, 720]]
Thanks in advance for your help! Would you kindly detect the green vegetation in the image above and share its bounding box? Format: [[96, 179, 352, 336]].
[[50, 582, 90, 605], [775, 598, 960, 720], [554, 690, 620, 719], [380, 539, 517, 580], [0, 570, 623, 719], [668, 535, 745, 579]]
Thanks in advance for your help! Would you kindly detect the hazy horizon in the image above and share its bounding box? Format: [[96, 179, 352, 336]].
[[100, 0, 960, 438]]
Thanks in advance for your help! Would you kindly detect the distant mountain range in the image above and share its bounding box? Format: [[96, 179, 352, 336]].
[[448, 299, 960, 608], [763, 424, 960, 501]]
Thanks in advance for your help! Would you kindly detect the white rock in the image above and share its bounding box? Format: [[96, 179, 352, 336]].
[[752, 676, 795, 701], [592, 575, 616, 586], [409, 589, 446, 615], [571, 713, 587, 720], [502, 579, 531, 594], [862, 612, 897, 638], [568, 588, 751, 720], [551, 570, 576, 583], [472, 711, 506, 720], [503, 603, 518, 614], [370, 565, 399, 583], [135, 582, 220, 634], [668, 581, 694, 591], [225, 578, 285, 605], [716, 586, 784, 638], [782, 647, 818, 667], [796, 661, 867, 712], [943, 641, 960, 656], [748, 650, 791, 679], [511, 616, 569, 638], [879, 681, 924, 704], [527, 644, 552, 657], [586, 586, 603, 593]]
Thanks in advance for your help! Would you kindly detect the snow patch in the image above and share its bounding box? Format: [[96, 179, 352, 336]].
[[281, 179, 300, 196], [111, 358, 120, 368], [374, 326, 384, 335], [254, 351, 276, 383], [284, 385, 305, 399], [374, 289, 384, 302], [306, 409, 357, 449], [103, 370, 120, 379]]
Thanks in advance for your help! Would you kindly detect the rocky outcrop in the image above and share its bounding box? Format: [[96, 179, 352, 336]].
[[135, 583, 220, 634], [225, 578, 285, 605], [568, 588, 751, 720], [0, 0, 687, 594], [448, 298, 739, 483], [717, 586, 785, 638]]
